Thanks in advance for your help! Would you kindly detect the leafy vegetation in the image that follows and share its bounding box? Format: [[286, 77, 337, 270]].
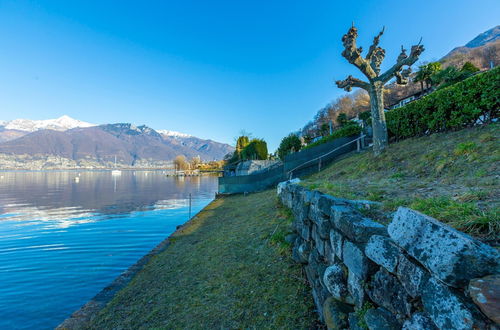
[[240, 138, 268, 160], [301, 124, 499, 242], [277, 133, 302, 160], [230, 135, 269, 162], [89, 190, 317, 328], [386, 67, 499, 141]]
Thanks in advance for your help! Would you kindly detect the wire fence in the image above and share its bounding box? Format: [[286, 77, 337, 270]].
[[218, 134, 368, 194]]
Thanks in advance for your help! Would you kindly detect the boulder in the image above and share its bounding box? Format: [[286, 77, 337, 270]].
[[276, 178, 300, 196], [348, 313, 365, 330], [285, 233, 298, 244], [292, 203, 310, 230], [348, 270, 366, 308], [469, 275, 500, 325], [343, 241, 376, 280], [331, 205, 387, 243], [388, 207, 500, 288], [396, 255, 430, 298], [318, 194, 347, 216], [402, 312, 437, 330], [315, 215, 331, 240], [368, 268, 412, 317], [300, 224, 311, 241], [422, 277, 488, 330], [323, 263, 348, 301], [365, 235, 402, 273], [364, 307, 401, 330], [293, 241, 310, 264], [329, 229, 344, 260], [323, 297, 354, 329]]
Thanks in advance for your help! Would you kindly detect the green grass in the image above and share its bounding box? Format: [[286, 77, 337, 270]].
[[88, 190, 318, 329], [301, 124, 499, 242]]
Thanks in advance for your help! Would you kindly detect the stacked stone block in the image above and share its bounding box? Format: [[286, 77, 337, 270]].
[[277, 180, 499, 330]]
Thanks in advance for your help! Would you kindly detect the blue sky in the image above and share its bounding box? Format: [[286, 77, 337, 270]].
[[0, 1, 498, 150]]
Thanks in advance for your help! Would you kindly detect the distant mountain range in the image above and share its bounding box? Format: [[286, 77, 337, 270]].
[[0, 116, 233, 169], [441, 25, 499, 69]]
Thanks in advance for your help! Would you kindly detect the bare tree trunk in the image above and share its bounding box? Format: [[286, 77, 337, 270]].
[[369, 82, 388, 155]]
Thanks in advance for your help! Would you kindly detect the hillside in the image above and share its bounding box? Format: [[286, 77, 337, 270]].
[[0, 123, 233, 169], [442, 25, 500, 69], [301, 124, 499, 243]]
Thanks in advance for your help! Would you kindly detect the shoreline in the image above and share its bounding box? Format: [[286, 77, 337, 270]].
[[56, 196, 219, 329]]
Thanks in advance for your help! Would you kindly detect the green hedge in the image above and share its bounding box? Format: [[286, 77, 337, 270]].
[[303, 123, 362, 150], [386, 67, 500, 140]]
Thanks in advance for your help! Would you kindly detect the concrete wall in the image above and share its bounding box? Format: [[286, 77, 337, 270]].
[[278, 180, 499, 329]]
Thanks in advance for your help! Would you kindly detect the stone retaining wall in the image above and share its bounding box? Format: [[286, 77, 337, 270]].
[[277, 180, 499, 329]]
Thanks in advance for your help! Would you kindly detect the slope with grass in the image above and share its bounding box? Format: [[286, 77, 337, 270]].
[[301, 123, 499, 243], [87, 190, 318, 329]]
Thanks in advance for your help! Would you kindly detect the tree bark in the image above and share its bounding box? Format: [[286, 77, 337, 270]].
[[369, 82, 388, 155]]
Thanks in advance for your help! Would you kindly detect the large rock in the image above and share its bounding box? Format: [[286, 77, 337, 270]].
[[402, 312, 437, 330], [422, 277, 487, 330], [293, 241, 310, 264], [292, 203, 310, 231], [331, 205, 387, 243], [368, 268, 412, 317], [323, 263, 348, 301], [329, 229, 344, 260], [348, 313, 365, 330], [364, 307, 401, 330], [323, 297, 354, 330], [313, 214, 331, 240], [396, 255, 430, 298], [343, 241, 376, 280], [388, 207, 500, 288], [300, 224, 311, 241], [469, 275, 500, 325], [348, 270, 366, 308], [365, 235, 402, 273], [312, 225, 328, 257], [277, 178, 300, 196]]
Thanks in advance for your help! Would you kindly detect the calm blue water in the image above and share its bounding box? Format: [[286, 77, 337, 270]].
[[0, 171, 218, 330]]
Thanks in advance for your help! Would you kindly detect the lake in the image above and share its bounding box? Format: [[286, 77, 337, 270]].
[[0, 170, 218, 330]]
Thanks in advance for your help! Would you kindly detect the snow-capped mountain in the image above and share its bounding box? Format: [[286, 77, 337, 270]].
[[157, 130, 192, 138], [2, 115, 96, 132]]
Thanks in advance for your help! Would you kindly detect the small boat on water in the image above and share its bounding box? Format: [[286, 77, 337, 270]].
[[111, 156, 122, 176]]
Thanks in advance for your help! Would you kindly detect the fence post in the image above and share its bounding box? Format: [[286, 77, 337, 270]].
[[189, 193, 192, 220], [356, 138, 360, 152]]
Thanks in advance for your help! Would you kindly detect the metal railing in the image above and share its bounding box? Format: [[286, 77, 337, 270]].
[[286, 134, 367, 180], [218, 134, 368, 194]]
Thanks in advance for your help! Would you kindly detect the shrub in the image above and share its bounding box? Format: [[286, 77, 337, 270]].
[[303, 122, 362, 150], [277, 134, 302, 160], [386, 67, 499, 141], [240, 139, 268, 160]]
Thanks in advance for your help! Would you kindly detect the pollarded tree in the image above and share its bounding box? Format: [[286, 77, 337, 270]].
[[336, 25, 424, 155]]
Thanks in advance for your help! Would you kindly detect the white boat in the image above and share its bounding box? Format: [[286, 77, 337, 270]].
[[111, 156, 122, 176]]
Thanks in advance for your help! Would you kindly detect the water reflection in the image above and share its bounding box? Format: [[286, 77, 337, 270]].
[[0, 171, 216, 225], [0, 171, 218, 330]]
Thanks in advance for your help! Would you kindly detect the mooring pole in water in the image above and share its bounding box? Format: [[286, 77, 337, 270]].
[[189, 193, 192, 219]]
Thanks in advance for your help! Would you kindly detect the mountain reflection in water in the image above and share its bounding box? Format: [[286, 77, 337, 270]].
[[0, 170, 218, 330]]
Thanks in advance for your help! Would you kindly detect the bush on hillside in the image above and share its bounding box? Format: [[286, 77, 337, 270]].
[[386, 67, 499, 140], [303, 122, 362, 150], [240, 139, 268, 160], [277, 134, 302, 160]]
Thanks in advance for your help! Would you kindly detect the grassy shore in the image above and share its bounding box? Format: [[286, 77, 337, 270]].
[[302, 123, 499, 243], [88, 190, 318, 329]]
